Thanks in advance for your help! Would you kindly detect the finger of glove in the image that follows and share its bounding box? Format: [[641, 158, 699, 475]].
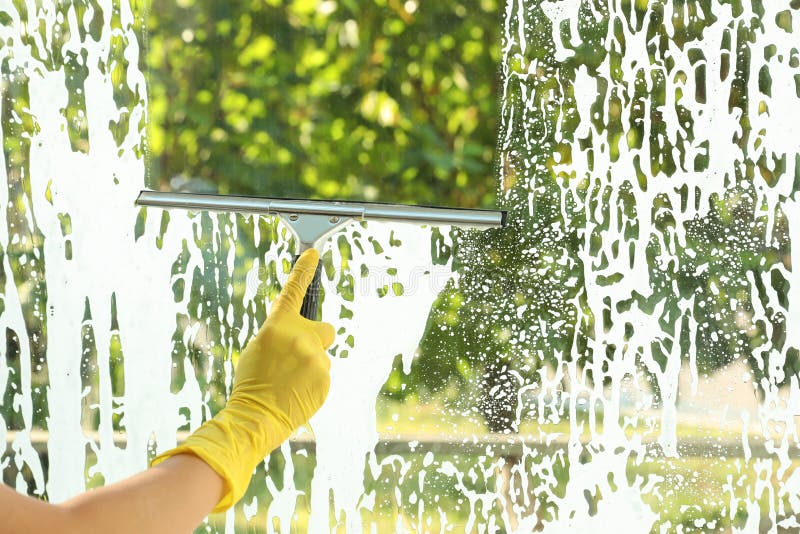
[[310, 320, 335, 349], [273, 249, 319, 315]]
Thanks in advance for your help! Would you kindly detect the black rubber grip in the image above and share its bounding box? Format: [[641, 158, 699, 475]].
[[293, 254, 322, 320]]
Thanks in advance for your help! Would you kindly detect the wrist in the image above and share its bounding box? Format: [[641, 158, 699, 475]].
[[222, 396, 293, 454], [150, 402, 283, 513]]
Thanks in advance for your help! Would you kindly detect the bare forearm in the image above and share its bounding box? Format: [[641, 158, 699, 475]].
[[0, 454, 224, 534], [0, 482, 68, 532]]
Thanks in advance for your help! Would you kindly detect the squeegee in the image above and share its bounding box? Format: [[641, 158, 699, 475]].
[[136, 190, 507, 319]]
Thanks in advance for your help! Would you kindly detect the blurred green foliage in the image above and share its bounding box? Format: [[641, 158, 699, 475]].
[[144, 0, 500, 209], [381, 0, 796, 435], [140, 0, 797, 437]]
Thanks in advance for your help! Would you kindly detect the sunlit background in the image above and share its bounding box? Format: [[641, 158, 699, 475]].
[[2, 0, 800, 532]]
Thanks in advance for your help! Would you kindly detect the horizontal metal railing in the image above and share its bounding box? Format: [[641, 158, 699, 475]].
[[3, 430, 791, 460]]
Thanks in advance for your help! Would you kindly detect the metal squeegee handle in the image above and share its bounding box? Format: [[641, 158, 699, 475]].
[[135, 191, 507, 229]]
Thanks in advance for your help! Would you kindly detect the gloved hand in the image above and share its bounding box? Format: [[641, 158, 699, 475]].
[[151, 249, 335, 512]]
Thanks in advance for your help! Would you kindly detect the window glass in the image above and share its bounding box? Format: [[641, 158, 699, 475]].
[[0, 1, 799, 533], [143, 1, 501, 209]]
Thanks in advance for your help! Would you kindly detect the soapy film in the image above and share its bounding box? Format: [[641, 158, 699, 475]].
[[493, 0, 800, 530], [1, 0, 800, 532]]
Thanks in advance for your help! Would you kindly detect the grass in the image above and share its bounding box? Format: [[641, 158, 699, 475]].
[[192, 398, 797, 533], [198, 452, 798, 533]]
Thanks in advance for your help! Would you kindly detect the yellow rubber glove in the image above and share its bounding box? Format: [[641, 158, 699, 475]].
[[151, 249, 335, 512]]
